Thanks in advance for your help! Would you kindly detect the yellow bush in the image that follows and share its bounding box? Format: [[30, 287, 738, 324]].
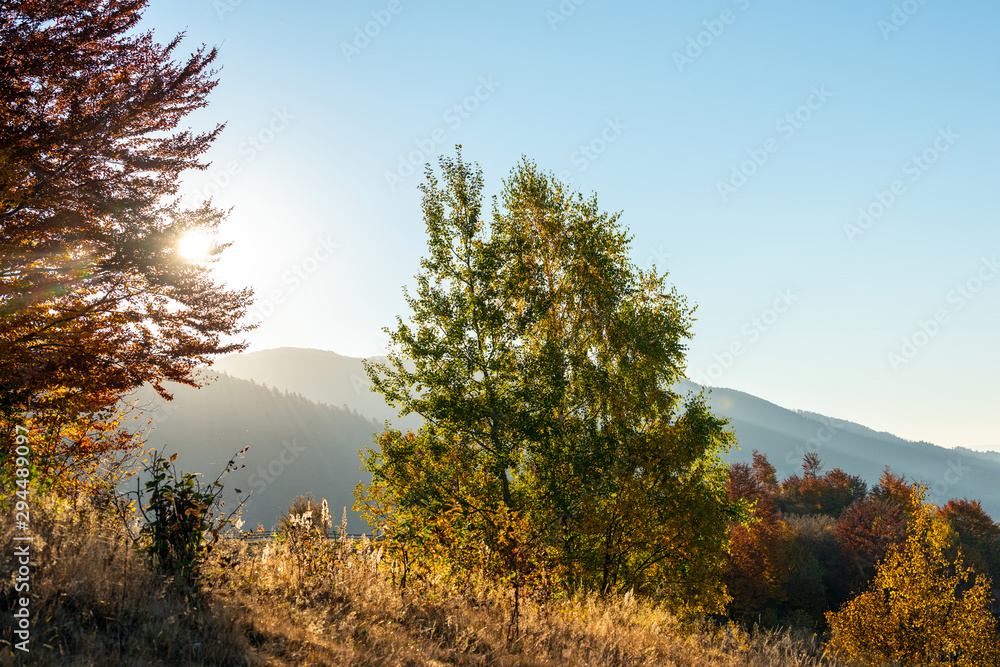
[[825, 488, 999, 666]]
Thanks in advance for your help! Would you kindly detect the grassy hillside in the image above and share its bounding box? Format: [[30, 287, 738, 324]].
[[0, 489, 839, 666]]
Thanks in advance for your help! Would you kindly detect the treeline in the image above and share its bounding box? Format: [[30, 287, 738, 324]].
[[135, 372, 380, 534], [724, 450, 1000, 630]]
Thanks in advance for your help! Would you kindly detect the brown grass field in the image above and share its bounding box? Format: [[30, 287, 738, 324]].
[[1, 492, 841, 666]]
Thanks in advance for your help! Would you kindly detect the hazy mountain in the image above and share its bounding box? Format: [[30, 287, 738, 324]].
[[213, 347, 422, 431], [672, 380, 998, 517], [211, 348, 1000, 520], [127, 373, 380, 534]]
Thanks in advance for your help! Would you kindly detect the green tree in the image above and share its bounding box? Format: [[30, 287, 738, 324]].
[[359, 150, 740, 618]]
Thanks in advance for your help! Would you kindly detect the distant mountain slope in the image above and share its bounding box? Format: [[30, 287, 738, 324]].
[[127, 373, 379, 533], [213, 347, 421, 431], [675, 380, 999, 517], [211, 348, 1000, 520], [793, 408, 935, 448]]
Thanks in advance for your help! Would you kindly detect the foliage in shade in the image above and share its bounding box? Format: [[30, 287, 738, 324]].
[[724, 452, 789, 623]]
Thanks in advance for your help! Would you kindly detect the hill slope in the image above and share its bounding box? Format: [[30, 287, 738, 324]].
[[212, 347, 422, 431], [675, 380, 999, 514], [212, 348, 1000, 519], [128, 373, 379, 533]]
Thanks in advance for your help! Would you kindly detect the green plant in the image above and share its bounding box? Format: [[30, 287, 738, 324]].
[[359, 149, 744, 630], [135, 448, 248, 593]]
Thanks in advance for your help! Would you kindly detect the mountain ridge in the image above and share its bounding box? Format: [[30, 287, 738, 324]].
[[145, 347, 999, 527]]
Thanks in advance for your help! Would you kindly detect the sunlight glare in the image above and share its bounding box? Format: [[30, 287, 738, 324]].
[[178, 231, 214, 261]]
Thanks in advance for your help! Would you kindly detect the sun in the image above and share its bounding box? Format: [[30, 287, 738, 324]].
[[177, 231, 214, 261]]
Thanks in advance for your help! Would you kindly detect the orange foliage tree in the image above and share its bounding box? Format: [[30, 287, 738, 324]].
[[724, 451, 788, 623], [834, 497, 908, 579], [937, 498, 1000, 610], [779, 453, 866, 518], [937, 498, 999, 559], [826, 488, 999, 666], [0, 0, 252, 489], [830, 467, 921, 579]]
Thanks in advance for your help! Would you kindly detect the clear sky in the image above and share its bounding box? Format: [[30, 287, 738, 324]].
[[145, 0, 998, 451]]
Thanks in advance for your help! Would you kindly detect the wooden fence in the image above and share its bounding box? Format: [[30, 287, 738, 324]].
[[232, 531, 380, 541]]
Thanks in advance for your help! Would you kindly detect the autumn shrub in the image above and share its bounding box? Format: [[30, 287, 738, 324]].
[[273, 493, 336, 588], [133, 449, 247, 593], [826, 488, 1000, 666], [276, 493, 333, 540]]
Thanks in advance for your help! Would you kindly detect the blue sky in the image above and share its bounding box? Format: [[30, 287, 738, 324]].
[[145, 0, 998, 450]]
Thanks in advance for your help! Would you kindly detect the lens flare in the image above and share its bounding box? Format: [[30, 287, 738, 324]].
[[178, 231, 214, 261]]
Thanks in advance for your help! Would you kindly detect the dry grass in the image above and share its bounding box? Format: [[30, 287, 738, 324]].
[[204, 530, 840, 666], [0, 492, 255, 666], [1, 492, 842, 666]]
